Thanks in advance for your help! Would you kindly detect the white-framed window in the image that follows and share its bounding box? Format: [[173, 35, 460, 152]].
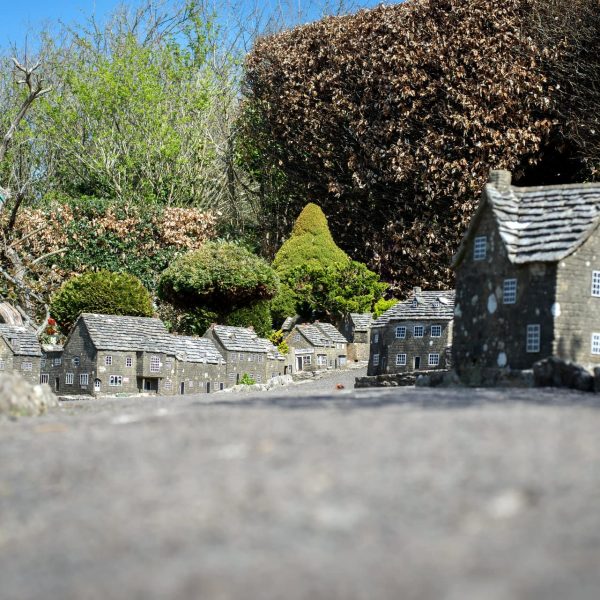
[[257, 354, 264, 362], [526, 324, 541, 353], [150, 356, 160, 373], [80, 373, 89, 386], [411, 298, 418, 308], [53, 357, 62, 366], [256, 375, 262, 383], [72, 356, 80, 367], [395, 326, 406, 339], [0, 359, 4, 370], [65, 372, 74, 385], [41, 358, 46, 368], [228, 372, 235, 381], [373, 353, 380, 366], [592, 272, 600, 297], [373, 332, 379, 344], [396, 353, 407, 366], [592, 333, 600, 355], [164, 379, 172, 390], [473, 236, 487, 261], [293, 334, 300, 342], [125, 357, 133, 367], [105, 356, 112, 366], [413, 325, 424, 338], [109, 375, 123, 386], [40, 373, 49, 384], [428, 353, 440, 367], [431, 325, 442, 338], [503, 278, 517, 304], [22, 361, 32, 371], [317, 354, 327, 366], [230, 353, 237, 362]]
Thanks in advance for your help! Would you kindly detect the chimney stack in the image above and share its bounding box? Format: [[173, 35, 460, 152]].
[[488, 169, 512, 191], [413, 286, 422, 294]]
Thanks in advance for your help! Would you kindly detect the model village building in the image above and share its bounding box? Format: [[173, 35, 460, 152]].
[[368, 288, 455, 376], [452, 170, 600, 381], [0, 324, 43, 385], [339, 313, 373, 361], [285, 322, 348, 371]]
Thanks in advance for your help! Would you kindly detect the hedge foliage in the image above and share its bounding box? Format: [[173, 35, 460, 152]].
[[158, 241, 280, 310], [225, 300, 273, 338], [243, 0, 599, 291], [50, 270, 153, 332]]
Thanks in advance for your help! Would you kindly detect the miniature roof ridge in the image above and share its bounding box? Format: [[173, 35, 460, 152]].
[[371, 290, 455, 327], [0, 323, 43, 357]]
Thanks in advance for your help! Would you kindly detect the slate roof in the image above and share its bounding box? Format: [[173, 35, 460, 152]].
[[167, 335, 224, 364], [281, 315, 300, 332], [78, 314, 169, 352], [372, 290, 455, 327], [314, 322, 348, 343], [210, 325, 268, 353], [454, 171, 600, 266], [0, 324, 42, 356], [261, 340, 286, 361], [349, 313, 373, 331]]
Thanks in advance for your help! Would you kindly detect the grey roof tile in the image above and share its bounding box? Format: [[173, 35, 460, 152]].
[[0, 324, 42, 357], [79, 313, 169, 352], [166, 335, 224, 364], [372, 290, 455, 327], [210, 325, 268, 353], [350, 313, 373, 331], [314, 322, 348, 343]]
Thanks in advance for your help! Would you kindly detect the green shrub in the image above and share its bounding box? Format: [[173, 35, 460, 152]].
[[272, 203, 349, 274], [373, 297, 399, 319], [158, 241, 279, 310], [50, 270, 153, 332], [269, 330, 289, 355], [269, 284, 298, 327], [225, 301, 272, 338], [239, 373, 256, 385]]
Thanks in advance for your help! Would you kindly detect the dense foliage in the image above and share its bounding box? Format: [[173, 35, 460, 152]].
[[50, 270, 153, 332], [158, 241, 279, 310], [243, 0, 600, 291], [225, 301, 273, 338]]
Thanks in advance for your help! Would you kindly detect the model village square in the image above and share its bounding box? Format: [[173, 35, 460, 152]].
[[2, 169, 600, 402]]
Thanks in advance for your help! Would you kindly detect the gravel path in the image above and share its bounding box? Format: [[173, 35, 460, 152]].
[[1, 381, 600, 600]]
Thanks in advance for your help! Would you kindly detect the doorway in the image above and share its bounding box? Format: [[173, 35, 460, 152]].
[[414, 356, 421, 370], [94, 379, 101, 392], [207, 382, 211, 394], [180, 381, 185, 395], [55, 377, 60, 392]]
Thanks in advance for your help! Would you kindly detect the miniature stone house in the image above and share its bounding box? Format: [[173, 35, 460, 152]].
[[339, 313, 373, 361], [368, 288, 455, 376], [452, 169, 600, 382], [204, 324, 289, 385], [0, 324, 43, 384], [41, 344, 65, 391], [285, 322, 348, 371]]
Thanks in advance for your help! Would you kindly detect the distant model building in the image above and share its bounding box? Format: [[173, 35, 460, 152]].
[[452, 169, 600, 382], [285, 322, 348, 372], [204, 324, 292, 385], [339, 313, 373, 361], [54, 313, 226, 396], [0, 324, 43, 384], [368, 288, 455, 376]]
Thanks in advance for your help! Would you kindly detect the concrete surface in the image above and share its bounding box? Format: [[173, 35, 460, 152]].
[[1, 368, 600, 600]]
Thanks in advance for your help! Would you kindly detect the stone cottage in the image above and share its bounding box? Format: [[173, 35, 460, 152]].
[[0, 324, 43, 385], [452, 169, 600, 383], [41, 343, 65, 392], [339, 313, 373, 361], [368, 288, 455, 376], [204, 324, 289, 385], [285, 322, 348, 372]]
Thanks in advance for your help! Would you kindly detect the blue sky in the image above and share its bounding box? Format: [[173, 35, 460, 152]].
[[0, 1, 390, 52]]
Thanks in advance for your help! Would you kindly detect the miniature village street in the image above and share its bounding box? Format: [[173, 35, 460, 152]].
[[2, 375, 600, 600]]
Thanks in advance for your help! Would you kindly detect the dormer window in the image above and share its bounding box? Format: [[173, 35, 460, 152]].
[[473, 236, 487, 261], [411, 299, 418, 308]]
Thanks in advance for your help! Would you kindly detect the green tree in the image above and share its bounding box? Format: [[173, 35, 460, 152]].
[[373, 297, 399, 319], [225, 300, 272, 337], [50, 270, 153, 332]]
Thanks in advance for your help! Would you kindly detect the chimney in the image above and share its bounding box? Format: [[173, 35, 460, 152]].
[[488, 169, 512, 191], [413, 286, 422, 294]]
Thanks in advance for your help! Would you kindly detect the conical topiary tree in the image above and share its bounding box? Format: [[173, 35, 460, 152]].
[[272, 203, 349, 274]]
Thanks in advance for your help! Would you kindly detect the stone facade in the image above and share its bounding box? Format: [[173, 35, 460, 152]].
[[368, 289, 454, 376], [204, 324, 292, 385], [339, 313, 372, 361], [453, 170, 600, 383], [0, 324, 42, 385], [285, 322, 348, 372]]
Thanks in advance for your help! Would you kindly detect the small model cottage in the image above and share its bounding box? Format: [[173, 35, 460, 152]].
[[339, 313, 373, 361], [0, 324, 43, 384], [368, 288, 455, 376], [285, 322, 348, 371], [452, 170, 600, 382], [204, 324, 291, 385]]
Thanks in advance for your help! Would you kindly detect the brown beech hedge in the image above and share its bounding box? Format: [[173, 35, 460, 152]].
[[242, 0, 599, 292]]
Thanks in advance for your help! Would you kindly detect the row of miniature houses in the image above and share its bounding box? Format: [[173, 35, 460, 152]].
[[0, 313, 352, 396], [369, 170, 600, 383]]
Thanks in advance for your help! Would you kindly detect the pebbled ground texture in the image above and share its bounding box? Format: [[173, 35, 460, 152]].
[[1, 368, 600, 600]]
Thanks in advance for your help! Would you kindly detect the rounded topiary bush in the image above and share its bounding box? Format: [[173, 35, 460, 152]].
[[158, 241, 280, 310], [50, 270, 153, 332]]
